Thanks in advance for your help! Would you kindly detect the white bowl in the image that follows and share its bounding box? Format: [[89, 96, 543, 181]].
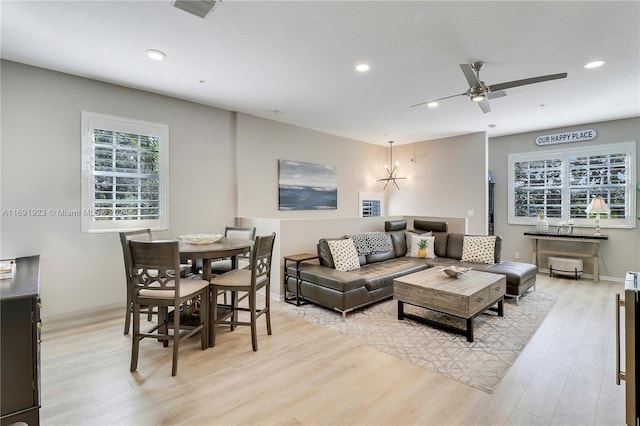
[[438, 266, 471, 278], [179, 233, 222, 245]]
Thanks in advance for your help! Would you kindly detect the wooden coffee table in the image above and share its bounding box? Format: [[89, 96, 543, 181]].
[[393, 268, 506, 342]]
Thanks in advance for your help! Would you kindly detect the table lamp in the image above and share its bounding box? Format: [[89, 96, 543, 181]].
[[585, 196, 610, 236]]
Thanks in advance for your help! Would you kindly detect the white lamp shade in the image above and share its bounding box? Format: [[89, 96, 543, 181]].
[[585, 197, 610, 214]]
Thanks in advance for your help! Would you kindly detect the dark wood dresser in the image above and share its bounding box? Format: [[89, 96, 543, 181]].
[[1, 255, 41, 426]]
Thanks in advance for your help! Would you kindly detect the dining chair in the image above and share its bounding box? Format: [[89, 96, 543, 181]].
[[209, 226, 256, 305], [120, 229, 153, 335], [120, 230, 192, 335], [129, 239, 209, 376], [210, 226, 257, 274], [210, 232, 275, 351], [120, 228, 191, 334]]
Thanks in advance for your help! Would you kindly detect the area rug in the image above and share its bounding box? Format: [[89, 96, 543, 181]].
[[282, 291, 557, 393]]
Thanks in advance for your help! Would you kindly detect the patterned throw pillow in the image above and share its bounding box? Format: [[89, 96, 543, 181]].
[[409, 234, 436, 259], [327, 238, 361, 271], [461, 236, 497, 264], [405, 231, 432, 256]]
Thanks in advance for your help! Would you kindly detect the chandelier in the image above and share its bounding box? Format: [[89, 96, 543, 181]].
[[377, 141, 407, 190]]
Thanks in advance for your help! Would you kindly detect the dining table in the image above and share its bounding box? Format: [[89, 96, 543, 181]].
[[179, 237, 253, 281], [178, 237, 254, 347]]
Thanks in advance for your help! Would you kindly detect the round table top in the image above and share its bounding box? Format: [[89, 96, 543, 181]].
[[178, 237, 253, 258]]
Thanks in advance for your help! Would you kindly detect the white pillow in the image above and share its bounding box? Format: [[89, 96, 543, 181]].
[[409, 234, 436, 259], [327, 239, 361, 271], [405, 231, 432, 256], [461, 236, 497, 264]]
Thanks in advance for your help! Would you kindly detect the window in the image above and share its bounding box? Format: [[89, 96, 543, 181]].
[[359, 192, 384, 217], [81, 112, 169, 233], [508, 141, 636, 229]]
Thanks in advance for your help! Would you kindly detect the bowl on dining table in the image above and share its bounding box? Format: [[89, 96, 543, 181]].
[[438, 266, 471, 279], [179, 233, 223, 245]]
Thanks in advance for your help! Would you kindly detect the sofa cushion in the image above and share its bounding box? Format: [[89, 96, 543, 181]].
[[385, 220, 407, 231], [413, 220, 448, 233], [298, 265, 366, 292], [445, 233, 464, 260], [487, 261, 538, 289], [408, 234, 436, 259], [461, 236, 497, 264], [327, 238, 361, 271], [354, 257, 430, 291]]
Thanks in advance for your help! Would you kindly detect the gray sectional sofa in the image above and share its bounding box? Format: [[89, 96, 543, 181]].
[[284, 219, 538, 317]]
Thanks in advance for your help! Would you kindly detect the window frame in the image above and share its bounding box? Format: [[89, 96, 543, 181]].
[[81, 111, 169, 233], [508, 141, 636, 230]]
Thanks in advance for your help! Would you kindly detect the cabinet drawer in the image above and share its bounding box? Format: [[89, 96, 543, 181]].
[[468, 287, 491, 317], [490, 278, 506, 300]]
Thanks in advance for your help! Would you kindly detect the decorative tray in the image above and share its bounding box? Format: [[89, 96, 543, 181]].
[[438, 266, 471, 278], [179, 234, 223, 245]]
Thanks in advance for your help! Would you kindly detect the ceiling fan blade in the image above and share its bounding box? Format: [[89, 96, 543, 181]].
[[478, 98, 491, 113], [488, 72, 567, 92], [409, 92, 466, 108], [487, 90, 506, 100], [460, 63, 481, 87]]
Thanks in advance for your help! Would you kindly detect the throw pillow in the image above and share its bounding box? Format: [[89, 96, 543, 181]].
[[326, 238, 361, 271], [409, 234, 436, 259], [405, 231, 432, 256], [461, 236, 497, 264]]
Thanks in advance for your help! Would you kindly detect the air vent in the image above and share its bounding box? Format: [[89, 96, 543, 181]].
[[172, 0, 216, 19]]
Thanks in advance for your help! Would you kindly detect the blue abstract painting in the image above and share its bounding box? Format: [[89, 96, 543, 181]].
[[278, 159, 337, 210]]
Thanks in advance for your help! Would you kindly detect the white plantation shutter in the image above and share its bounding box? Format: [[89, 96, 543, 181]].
[[508, 141, 636, 229], [81, 112, 168, 232]]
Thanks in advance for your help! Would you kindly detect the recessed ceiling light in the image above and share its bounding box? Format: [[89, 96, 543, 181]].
[[146, 49, 166, 61], [355, 63, 370, 72], [584, 60, 605, 69], [427, 102, 438, 108]]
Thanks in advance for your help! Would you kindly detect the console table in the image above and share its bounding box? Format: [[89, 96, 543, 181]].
[[524, 231, 608, 282]]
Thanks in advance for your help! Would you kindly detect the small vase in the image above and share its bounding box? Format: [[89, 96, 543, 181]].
[[536, 219, 549, 232]]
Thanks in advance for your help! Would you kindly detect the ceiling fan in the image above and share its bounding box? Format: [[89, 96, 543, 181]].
[[410, 61, 568, 113]]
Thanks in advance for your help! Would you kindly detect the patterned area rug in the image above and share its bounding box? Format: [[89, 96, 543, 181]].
[[282, 291, 557, 393]]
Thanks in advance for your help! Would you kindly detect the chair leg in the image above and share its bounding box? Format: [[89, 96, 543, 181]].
[[159, 307, 169, 347], [171, 303, 180, 376], [124, 292, 132, 335], [200, 290, 208, 350], [265, 286, 272, 336], [130, 302, 140, 372], [210, 287, 217, 347], [250, 292, 258, 351], [230, 291, 238, 331]]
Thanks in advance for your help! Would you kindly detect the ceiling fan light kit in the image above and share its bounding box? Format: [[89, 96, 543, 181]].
[[411, 60, 568, 113]]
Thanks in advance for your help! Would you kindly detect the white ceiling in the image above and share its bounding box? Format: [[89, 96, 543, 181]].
[[2, 1, 639, 146]]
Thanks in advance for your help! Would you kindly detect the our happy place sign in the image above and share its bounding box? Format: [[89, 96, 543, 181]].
[[535, 128, 597, 146]]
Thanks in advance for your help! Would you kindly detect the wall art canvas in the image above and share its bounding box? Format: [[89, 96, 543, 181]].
[[278, 159, 337, 210]]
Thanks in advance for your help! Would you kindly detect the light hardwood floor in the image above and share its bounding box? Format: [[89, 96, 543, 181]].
[[40, 274, 627, 425]]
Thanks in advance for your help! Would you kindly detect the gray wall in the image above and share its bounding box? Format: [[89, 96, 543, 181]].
[[1, 60, 237, 317], [489, 117, 640, 280], [235, 113, 383, 218], [389, 132, 488, 235]]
